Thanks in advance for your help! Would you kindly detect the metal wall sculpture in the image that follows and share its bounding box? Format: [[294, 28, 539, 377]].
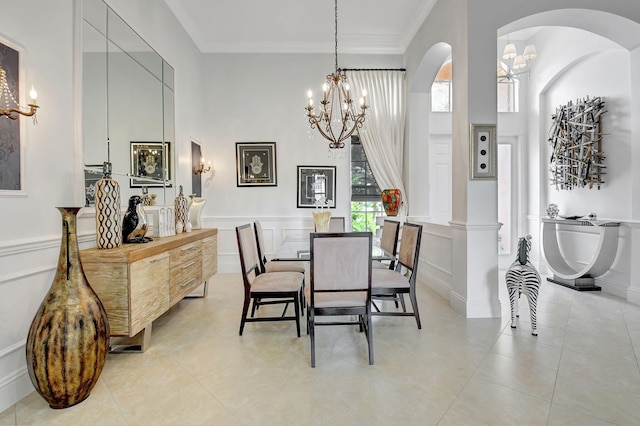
[[548, 96, 606, 190]]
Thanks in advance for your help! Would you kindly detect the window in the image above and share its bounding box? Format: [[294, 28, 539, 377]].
[[497, 61, 519, 113], [497, 79, 519, 112], [351, 136, 383, 232], [431, 60, 452, 112]]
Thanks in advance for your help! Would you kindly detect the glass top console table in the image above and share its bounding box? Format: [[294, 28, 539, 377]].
[[541, 218, 620, 291]]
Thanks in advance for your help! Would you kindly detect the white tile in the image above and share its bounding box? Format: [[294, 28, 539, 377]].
[[9, 273, 640, 425]]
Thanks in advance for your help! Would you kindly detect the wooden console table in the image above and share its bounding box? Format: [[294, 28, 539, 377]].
[[541, 218, 619, 291], [80, 228, 218, 351]]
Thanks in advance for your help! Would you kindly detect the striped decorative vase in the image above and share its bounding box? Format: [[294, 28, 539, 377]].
[[381, 189, 402, 216], [174, 185, 188, 233], [26, 207, 110, 409], [95, 162, 122, 248]]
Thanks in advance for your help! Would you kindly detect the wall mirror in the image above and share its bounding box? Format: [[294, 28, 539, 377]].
[[82, 0, 175, 206]]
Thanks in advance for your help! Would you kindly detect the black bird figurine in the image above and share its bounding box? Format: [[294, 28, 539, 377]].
[[122, 195, 153, 243]]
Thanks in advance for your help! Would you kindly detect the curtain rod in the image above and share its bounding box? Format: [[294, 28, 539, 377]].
[[341, 68, 406, 71]]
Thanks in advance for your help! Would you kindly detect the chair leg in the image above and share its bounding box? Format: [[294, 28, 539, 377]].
[[293, 293, 301, 338], [251, 298, 258, 317], [366, 311, 374, 365], [409, 289, 421, 329], [398, 293, 407, 312], [239, 297, 251, 336], [309, 310, 316, 367]]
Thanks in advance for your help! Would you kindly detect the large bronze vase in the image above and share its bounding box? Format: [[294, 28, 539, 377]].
[[26, 207, 110, 409]]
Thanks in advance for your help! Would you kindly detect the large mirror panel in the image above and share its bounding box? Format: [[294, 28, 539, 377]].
[[82, 0, 175, 205]]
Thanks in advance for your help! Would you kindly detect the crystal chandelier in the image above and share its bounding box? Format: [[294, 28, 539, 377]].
[[497, 42, 536, 82], [0, 65, 38, 121], [305, 0, 368, 151]]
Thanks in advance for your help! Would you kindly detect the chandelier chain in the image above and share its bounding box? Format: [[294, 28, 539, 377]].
[[334, 0, 338, 72], [304, 0, 368, 152]]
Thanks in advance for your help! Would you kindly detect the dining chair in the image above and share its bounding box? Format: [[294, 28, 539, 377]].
[[235, 224, 303, 337], [254, 221, 306, 312], [371, 222, 423, 329], [328, 216, 345, 232], [306, 232, 373, 367], [372, 219, 400, 270]]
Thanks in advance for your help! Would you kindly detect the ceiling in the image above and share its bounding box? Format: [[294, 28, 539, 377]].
[[163, 0, 437, 54]]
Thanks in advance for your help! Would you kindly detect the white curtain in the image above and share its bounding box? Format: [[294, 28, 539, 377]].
[[349, 70, 408, 215]]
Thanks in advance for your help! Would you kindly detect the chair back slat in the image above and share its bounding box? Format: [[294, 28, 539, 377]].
[[311, 232, 371, 292], [253, 221, 268, 272], [380, 220, 400, 256], [236, 224, 259, 277], [328, 217, 345, 232], [397, 222, 422, 271]]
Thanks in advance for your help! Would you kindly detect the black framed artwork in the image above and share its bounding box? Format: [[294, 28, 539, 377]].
[[0, 40, 23, 193], [130, 141, 171, 187], [297, 166, 336, 208], [236, 142, 277, 186]]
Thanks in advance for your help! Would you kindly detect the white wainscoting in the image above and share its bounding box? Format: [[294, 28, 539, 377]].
[[0, 234, 63, 412], [413, 220, 454, 302], [201, 216, 316, 273]]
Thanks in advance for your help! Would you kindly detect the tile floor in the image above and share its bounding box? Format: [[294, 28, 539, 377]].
[[2, 272, 640, 425]]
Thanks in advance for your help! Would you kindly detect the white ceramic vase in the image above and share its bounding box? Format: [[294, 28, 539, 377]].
[[188, 195, 207, 230]]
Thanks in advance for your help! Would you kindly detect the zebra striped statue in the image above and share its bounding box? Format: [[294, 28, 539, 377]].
[[505, 235, 540, 336]]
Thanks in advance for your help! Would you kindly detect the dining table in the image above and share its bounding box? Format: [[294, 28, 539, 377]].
[[272, 234, 395, 262]]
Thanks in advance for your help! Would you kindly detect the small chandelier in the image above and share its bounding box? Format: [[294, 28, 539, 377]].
[[497, 42, 536, 82], [305, 0, 368, 151], [0, 65, 38, 121]]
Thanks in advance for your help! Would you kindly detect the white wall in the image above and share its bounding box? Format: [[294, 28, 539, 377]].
[[529, 27, 634, 298], [0, 0, 204, 412], [404, 0, 640, 318], [199, 53, 402, 271]]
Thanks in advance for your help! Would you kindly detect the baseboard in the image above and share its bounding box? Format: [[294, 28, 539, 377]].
[[0, 368, 32, 413], [449, 290, 466, 316], [423, 275, 451, 301], [462, 296, 502, 318], [627, 286, 640, 305]]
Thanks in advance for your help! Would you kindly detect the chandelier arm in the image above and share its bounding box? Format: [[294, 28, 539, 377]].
[[0, 104, 38, 120]]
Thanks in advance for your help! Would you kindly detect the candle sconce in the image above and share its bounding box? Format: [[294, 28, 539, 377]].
[[194, 155, 212, 175], [0, 64, 38, 122]]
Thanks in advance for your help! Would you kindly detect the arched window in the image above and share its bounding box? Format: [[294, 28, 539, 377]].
[[497, 60, 519, 112], [431, 60, 452, 112]]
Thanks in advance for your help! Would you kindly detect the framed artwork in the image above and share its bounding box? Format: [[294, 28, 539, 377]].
[[548, 96, 606, 190], [130, 142, 171, 187], [0, 38, 26, 194], [191, 140, 202, 197], [236, 142, 277, 186], [297, 166, 336, 208], [84, 166, 103, 207], [469, 123, 497, 180]]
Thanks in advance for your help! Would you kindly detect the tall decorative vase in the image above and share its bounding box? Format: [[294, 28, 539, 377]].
[[188, 194, 207, 230], [26, 207, 110, 409], [95, 162, 122, 248], [174, 185, 188, 233], [312, 211, 332, 232], [381, 189, 402, 217]]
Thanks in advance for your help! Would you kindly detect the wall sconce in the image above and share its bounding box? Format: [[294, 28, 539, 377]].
[[0, 65, 38, 121], [194, 155, 212, 175]]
